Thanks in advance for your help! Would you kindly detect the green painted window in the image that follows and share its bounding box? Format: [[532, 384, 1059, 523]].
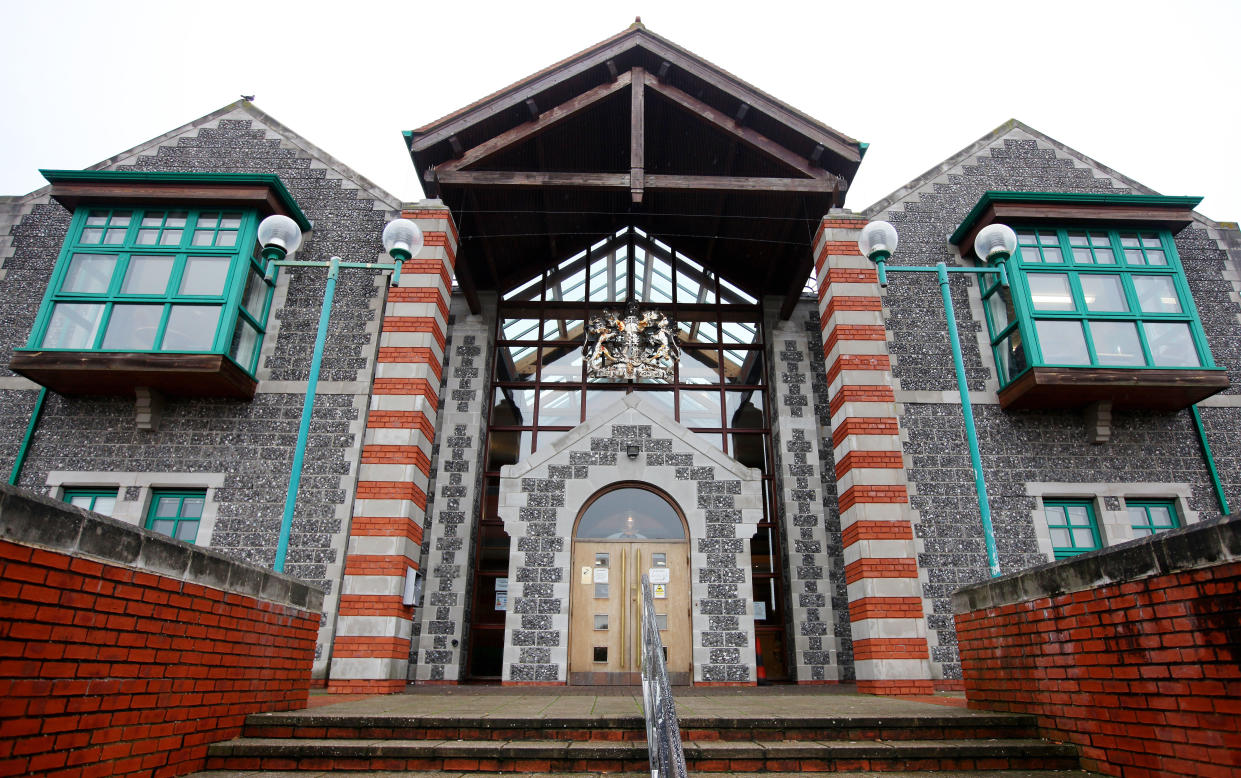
[[28, 206, 274, 376], [63, 488, 118, 516], [145, 489, 206, 544], [1127, 499, 1180, 538], [980, 227, 1213, 385], [1043, 500, 1102, 558]]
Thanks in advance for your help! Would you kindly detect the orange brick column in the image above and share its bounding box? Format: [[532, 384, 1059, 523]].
[[814, 211, 933, 696], [328, 203, 457, 693]]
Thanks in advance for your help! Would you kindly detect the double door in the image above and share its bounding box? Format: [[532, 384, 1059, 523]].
[[568, 541, 690, 685]]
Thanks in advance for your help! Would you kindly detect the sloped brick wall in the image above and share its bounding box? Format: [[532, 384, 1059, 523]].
[[0, 486, 322, 778], [953, 518, 1240, 778]]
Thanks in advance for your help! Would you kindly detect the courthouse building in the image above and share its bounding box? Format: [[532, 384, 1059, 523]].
[[1, 23, 1236, 694]]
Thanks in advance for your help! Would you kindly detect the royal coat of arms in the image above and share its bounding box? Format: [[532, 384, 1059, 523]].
[[583, 304, 680, 381]]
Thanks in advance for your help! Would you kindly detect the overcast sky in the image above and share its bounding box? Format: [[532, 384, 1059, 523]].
[[3, 1, 1239, 223]]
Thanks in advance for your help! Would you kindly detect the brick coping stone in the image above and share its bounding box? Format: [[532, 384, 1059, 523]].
[[0, 482, 323, 611]]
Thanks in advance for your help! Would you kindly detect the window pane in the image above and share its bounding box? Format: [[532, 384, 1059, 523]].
[[1133, 276, 1182, 313], [1143, 322, 1200, 367], [998, 330, 1028, 383], [180, 256, 231, 295], [43, 303, 105, 348], [1090, 321, 1144, 366], [230, 317, 261, 372], [1035, 320, 1090, 364], [537, 388, 580, 427], [987, 289, 1013, 332], [181, 498, 204, 519], [679, 389, 722, 428], [102, 304, 162, 350], [577, 488, 685, 539], [1027, 273, 1075, 311], [1050, 527, 1071, 547], [151, 519, 176, 536], [243, 267, 268, 316], [1080, 274, 1128, 312], [1148, 505, 1174, 527], [93, 497, 116, 515], [69, 495, 94, 509], [121, 255, 174, 295], [63, 254, 117, 293], [176, 521, 199, 542], [162, 305, 220, 350], [1072, 528, 1097, 547], [155, 497, 180, 517], [1066, 506, 1092, 525]]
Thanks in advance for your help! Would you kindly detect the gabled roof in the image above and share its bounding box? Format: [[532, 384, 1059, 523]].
[[404, 22, 866, 317]]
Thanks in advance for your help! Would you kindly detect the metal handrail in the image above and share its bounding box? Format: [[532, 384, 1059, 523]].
[[640, 574, 687, 778]]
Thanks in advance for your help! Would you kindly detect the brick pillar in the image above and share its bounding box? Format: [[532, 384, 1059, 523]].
[[329, 202, 458, 693], [814, 212, 933, 696]]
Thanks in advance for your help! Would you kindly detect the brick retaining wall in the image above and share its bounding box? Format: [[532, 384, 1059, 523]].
[[0, 485, 323, 778], [953, 517, 1240, 778]]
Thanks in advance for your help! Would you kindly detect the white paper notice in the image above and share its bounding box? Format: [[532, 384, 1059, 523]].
[[754, 601, 766, 620], [594, 567, 609, 584], [648, 567, 670, 584]]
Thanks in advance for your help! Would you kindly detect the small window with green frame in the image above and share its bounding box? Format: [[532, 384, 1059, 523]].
[[146, 489, 206, 544], [63, 488, 118, 517], [27, 205, 273, 375], [981, 226, 1214, 384], [1127, 499, 1180, 538], [1043, 499, 1102, 559]]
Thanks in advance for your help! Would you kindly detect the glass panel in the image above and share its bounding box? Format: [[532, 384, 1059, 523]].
[[1072, 528, 1096, 547], [102, 304, 162, 350], [679, 349, 720, 384], [1080, 275, 1127, 312], [1094, 246, 1116, 264], [641, 391, 675, 418], [986, 289, 1012, 332], [1066, 506, 1091, 525], [540, 346, 583, 382], [1143, 322, 1200, 367], [594, 583, 609, 599], [1132, 526, 1153, 538], [1027, 273, 1074, 311], [576, 488, 685, 539], [121, 255, 174, 295], [243, 266, 268, 315], [679, 389, 722, 428], [161, 305, 220, 350], [656, 614, 668, 630], [181, 498, 204, 519], [751, 527, 774, 573], [43, 303, 105, 348], [192, 230, 215, 246], [69, 495, 94, 508], [81, 229, 104, 244], [1050, 527, 1071, 546], [585, 390, 623, 418], [726, 390, 765, 429], [730, 433, 766, 471], [180, 255, 231, 295], [1149, 505, 1174, 527], [537, 388, 580, 427], [176, 521, 199, 542], [1133, 276, 1182, 313], [1035, 320, 1090, 364], [1090, 321, 1144, 366], [998, 329, 1028, 383], [595, 552, 609, 567], [486, 429, 530, 470], [86, 212, 108, 226], [651, 553, 667, 567], [93, 497, 116, 515], [1126, 506, 1145, 525], [151, 519, 175, 536], [159, 229, 183, 246], [230, 318, 260, 371], [593, 646, 607, 661], [594, 615, 608, 630], [63, 254, 117, 293], [492, 387, 534, 426], [1041, 246, 1063, 264], [155, 497, 179, 517]]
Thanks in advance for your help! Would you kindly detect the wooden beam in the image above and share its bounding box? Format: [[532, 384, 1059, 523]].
[[524, 98, 539, 121], [630, 67, 645, 204], [438, 70, 633, 173], [435, 169, 836, 193], [642, 71, 825, 181]]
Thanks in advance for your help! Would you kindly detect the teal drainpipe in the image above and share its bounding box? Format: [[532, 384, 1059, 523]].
[[9, 387, 48, 486], [274, 256, 341, 573], [1191, 404, 1231, 517]]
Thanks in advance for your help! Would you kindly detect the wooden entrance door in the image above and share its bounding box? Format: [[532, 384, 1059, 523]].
[[569, 540, 690, 685], [567, 484, 691, 686]]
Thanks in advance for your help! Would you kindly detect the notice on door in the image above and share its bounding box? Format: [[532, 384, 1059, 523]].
[[653, 583, 667, 599], [594, 567, 609, 584], [648, 567, 670, 584]]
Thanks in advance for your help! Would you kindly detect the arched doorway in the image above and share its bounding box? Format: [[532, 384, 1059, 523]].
[[568, 483, 690, 685]]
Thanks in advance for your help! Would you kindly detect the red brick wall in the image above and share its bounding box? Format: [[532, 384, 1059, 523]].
[[0, 538, 321, 778], [956, 560, 1241, 778]]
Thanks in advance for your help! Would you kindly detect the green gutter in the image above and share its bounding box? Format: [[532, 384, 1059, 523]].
[[9, 388, 47, 486], [39, 169, 312, 231], [1191, 405, 1231, 517], [950, 191, 1204, 246]]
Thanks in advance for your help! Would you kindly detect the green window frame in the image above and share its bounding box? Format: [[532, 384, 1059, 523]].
[[26, 206, 275, 376], [980, 227, 1214, 386], [1043, 499, 1102, 559], [145, 489, 206, 544], [1127, 499, 1180, 538], [63, 488, 118, 516]]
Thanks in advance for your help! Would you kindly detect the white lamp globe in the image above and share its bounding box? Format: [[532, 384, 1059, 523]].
[[974, 223, 1018, 263], [257, 214, 303, 254], [858, 221, 899, 259], [382, 219, 423, 259]]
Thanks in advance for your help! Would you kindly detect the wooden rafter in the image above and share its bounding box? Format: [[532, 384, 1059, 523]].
[[435, 170, 838, 193], [630, 67, 645, 203], [438, 70, 633, 173]]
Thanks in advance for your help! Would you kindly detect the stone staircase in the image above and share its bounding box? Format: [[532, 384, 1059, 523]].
[[201, 703, 1086, 773]]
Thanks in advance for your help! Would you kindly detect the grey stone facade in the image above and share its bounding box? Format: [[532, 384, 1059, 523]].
[[414, 299, 495, 681], [496, 395, 764, 683], [0, 103, 401, 677], [865, 124, 1241, 682]]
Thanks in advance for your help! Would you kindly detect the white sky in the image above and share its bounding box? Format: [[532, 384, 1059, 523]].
[[3, 1, 1239, 222]]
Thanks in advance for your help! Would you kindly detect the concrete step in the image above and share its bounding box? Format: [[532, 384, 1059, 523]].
[[242, 712, 1038, 742], [205, 736, 1081, 773]]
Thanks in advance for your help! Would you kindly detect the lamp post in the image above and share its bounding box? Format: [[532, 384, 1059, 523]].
[[258, 214, 424, 573], [857, 221, 1017, 578]]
